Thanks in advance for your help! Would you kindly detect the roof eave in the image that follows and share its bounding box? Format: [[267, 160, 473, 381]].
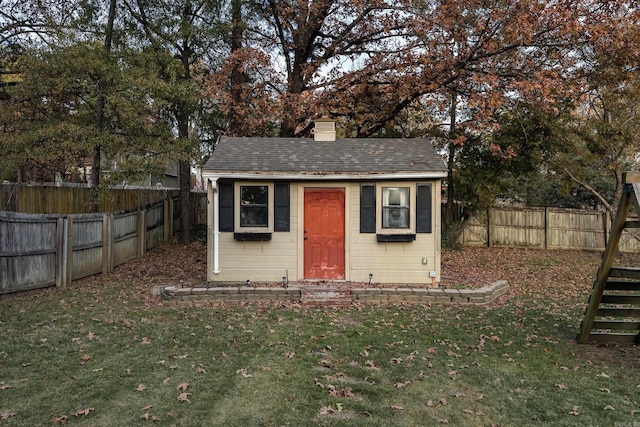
[[202, 171, 447, 181]]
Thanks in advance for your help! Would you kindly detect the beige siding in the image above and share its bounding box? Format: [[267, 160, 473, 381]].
[[210, 184, 300, 282], [209, 180, 442, 285], [348, 182, 441, 285]]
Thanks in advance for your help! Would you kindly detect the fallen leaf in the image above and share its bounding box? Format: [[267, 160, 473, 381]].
[[141, 337, 151, 345], [196, 367, 206, 374], [555, 384, 567, 390], [438, 397, 448, 406], [436, 418, 449, 424], [176, 383, 189, 391], [426, 400, 434, 407], [365, 360, 379, 370], [136, 384, 147, 392], [87, 332, 96, 340], [53, 415, 68, 425], [177, 392, 191, 402], [73, 408, 94, 417], [0, 412, 16, 420], [600, 388, 611, 393], [389, 405, 403, 411], [603, 405, 615, 411], [569, 405, 579, 416], [140, 412, 160, 421], [394, 381, 411, 389], [142, 405, 153, 411]]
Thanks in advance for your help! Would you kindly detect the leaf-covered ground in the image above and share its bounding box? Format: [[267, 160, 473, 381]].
[[1, 241, 639, 426]]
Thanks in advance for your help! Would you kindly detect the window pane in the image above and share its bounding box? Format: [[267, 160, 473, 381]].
[[382, 187, 409, 228], [383, 207, 409, 228], [240, 186, 268, 227], [241, 186, 267, 205]]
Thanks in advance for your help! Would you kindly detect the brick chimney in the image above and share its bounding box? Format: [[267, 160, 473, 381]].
[[313, 117, 336, 141]]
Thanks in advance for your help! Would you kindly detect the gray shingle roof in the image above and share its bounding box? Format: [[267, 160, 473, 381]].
[[203, 137, 446, 176]]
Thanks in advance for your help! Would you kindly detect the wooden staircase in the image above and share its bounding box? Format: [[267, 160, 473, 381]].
[[582, 267, 640, 343], [577, 174, 640, 344]]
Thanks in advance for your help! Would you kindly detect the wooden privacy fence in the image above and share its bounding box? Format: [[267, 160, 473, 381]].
[[460, 206, 640, 252], [1, 182, 179, 214], [0, 198, 178, 295]]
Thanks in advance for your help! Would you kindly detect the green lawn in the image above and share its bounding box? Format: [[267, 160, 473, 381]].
[[0, 246, 639, 426]]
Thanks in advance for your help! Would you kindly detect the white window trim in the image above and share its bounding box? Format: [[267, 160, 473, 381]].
[[234, 181, 274, 233], [376, 182, 416, 234]]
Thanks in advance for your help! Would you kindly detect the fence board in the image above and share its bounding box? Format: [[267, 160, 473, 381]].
[[1, 196, 179, 294], [71, 214, 104, 280], [460, 211, 488, 246], [489, 207, 545, 248], [460, 206, 638, 252], [547, 209, 606, 250], [1, 183, 179, 214], [0, 212, 59, 294], [146, 202, 165, 251], [113, 212, 138, 267]]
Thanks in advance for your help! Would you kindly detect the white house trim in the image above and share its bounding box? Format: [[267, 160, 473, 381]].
[[202, 171, 447, 182], [207, 177, 220, 275]]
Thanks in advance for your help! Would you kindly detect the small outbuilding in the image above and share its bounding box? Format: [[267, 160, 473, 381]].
[[201, 119, 447, 285]]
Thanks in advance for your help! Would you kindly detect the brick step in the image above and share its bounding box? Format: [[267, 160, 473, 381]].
[[300, 286, 352, 307]]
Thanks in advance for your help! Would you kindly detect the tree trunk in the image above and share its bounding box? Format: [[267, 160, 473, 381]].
[[228, 0, 249, 136], [445, 92, 457, 229], [178, 47, 193, 244], [91, 0, 117, 212]]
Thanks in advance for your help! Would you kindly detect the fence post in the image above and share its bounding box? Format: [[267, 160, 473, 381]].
[[60, 216, 73, 288], [486, 207, 491, 247], [164, 196, 170, 241], [102, 213, 112, 274], [137, 208, 146, 258], [56, 217, 64, 288], [544, 207, 548, 250]]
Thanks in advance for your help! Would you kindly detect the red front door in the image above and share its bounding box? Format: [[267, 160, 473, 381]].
[[304, 188, 345, 280]]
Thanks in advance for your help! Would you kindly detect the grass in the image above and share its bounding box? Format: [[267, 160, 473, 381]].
[[1, 246, 639, 426]]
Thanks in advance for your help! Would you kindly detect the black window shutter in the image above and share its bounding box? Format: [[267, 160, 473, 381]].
[[218, 181, 234, 232], [416, 183, 432, 233], [274, 182, 290, 232], [360, 184, 376, 233]]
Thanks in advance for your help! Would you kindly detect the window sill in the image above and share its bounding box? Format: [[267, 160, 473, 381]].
[[376, 234, 416, 242], [234, 232, 272, 241]]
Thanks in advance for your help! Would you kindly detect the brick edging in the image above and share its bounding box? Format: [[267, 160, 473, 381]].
[[158, 280, 508, 307]]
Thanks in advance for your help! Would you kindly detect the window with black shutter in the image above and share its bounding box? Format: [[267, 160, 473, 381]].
[[218, 180, 234, 232], [360, 183, 376, 233], [274, 182, 290, 232], [416, 183, 432, 233]]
